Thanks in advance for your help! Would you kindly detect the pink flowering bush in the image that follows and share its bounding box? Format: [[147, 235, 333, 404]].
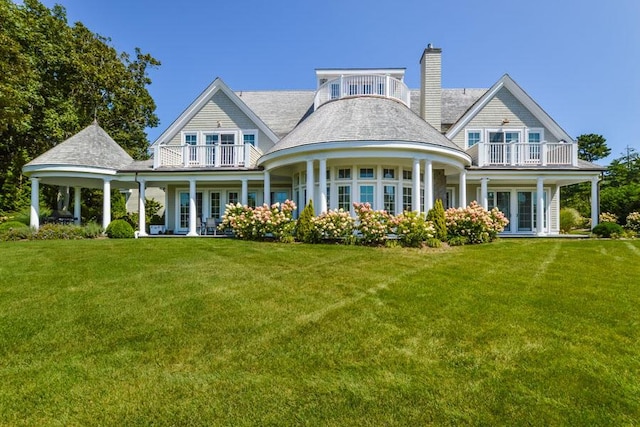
[[219, 200, 296, 241], [312, 208, 355, 241], [445, 201, 509, 244], [353, 202, 392, 245], [389, 211, 435, 247]]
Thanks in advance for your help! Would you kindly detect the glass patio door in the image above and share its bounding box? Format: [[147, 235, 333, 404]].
[[488, 191, 511, 232], [179, 191, 203, 231], [517, 191, 533, 232]]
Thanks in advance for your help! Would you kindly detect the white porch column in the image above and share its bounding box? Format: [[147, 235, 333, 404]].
[[73, 187, 81, 225], [102, 178, 111, 230], [187, 178, 198, 236], [480, 177, 489, 210], [306, 159, 314, 207], [412, 158, 421, 212], [459, 169, 467, 207], [241, 178, 248, 205], [318, 158, 327, 214], [424, 160, 433, 212], [138, 178, 147, 236], [30, 177, 40, 230], [536, 177, 545, 235], [591, 176, 599, 229], [263, 170, 271, 207]]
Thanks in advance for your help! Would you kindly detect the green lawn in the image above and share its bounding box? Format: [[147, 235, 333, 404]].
[[0, 238, 638, 426]]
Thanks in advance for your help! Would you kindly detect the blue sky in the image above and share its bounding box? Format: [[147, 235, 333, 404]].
[[35, 0, 640, 162]]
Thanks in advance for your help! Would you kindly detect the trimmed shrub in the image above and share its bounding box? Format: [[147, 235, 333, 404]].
[[105, 219, 135, 239], [592, 221, 624, 238], [296, 200, 319, 243], [427, 199, 447, 241], [560, 208, 582, 233]]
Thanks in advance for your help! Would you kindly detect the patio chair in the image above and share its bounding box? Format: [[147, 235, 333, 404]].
[[205, 218, 219, 235]]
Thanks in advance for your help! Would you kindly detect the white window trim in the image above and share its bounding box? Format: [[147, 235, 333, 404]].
[[485, 129, 523, 144], [465, 129, 482, 149], [526, 128, 545, 143], [182, 131, 198, 145]]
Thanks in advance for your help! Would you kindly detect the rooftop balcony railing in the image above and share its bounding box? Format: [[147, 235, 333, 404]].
[[476, 142, 579, 167], [153, 143, 262, 169], [314, 74, 410, 110]]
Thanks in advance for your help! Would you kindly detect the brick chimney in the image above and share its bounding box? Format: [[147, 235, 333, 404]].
[[420, 44, 442, 131]]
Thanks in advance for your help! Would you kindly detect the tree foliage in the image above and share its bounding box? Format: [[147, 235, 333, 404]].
[[0, 0, 159, 212], [577, 134, 610, 163], [562, 134, 612, 219]]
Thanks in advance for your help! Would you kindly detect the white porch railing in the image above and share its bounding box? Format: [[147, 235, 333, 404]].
[[314, 74, 410, 110], [153, 144, 262, 169], [477, 142, 578, 167]]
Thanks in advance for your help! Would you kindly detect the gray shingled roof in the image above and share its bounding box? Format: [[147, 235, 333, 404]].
[[237, 88, 486, 140], [237, 90, 315, 139], [26, 122, 134, 170], [267, 96, 463, 155], [409, 88, 487, 125]]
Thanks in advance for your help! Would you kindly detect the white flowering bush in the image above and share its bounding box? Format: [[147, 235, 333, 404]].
[[389, 211, 435, 247], [219, 200, 296, 241], [353, 202, 392, 245], [445, 201, 509, 244], [312, 208, 355, 240], [599, 212, 618, 224], [625, 211, 640, 233]]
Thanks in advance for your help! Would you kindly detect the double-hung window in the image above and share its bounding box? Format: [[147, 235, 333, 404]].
[[467, 130, 481, 148]]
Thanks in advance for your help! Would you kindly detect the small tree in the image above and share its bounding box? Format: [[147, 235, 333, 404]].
[[427, 199, 447, 241], [295, 200, 319, 243]]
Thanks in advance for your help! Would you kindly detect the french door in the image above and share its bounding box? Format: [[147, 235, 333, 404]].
[[178, 191, 203, 232], [517, 191, 547, 233]]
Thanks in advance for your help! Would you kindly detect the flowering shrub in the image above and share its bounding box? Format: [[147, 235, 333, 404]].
[[390, 211, 435, 247], [313, 208, 355, 240], [599, 212, 618, 224], [219, 200, 296, 241], [353, 202, 392, 245], [445, 201, 509, 244], [625, 212, 640, 233]]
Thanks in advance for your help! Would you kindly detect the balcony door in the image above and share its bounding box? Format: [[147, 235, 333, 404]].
[[219, 134, 235, 166], [488, 131, 521, 164]]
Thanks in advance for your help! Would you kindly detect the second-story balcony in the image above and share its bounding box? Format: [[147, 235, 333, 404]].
[[153, 143, 262, 169], [314, 74, 411, 110], [471, 141, 579, 167]]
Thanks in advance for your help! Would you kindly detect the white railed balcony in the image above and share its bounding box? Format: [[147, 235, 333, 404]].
[[153, 144, 262, 169], [477, 142, 578, 167], [314, 74, 410, 110]]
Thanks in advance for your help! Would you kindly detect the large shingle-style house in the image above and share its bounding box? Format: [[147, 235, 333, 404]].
[[24, 46, 604, 236]]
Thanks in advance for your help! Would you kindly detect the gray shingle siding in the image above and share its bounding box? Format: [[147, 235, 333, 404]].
[[450, 87, 557, 150]]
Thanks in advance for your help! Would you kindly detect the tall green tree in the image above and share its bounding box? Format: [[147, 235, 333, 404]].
[[0, 0, 159, 213], [561, 134, 612, 218], [577, 134, 611, 163]]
